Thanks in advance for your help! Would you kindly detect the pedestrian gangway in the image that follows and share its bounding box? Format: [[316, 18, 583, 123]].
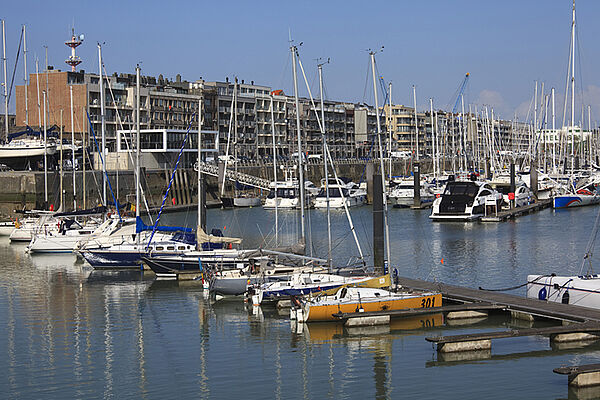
[[195, 162, 271, 190]]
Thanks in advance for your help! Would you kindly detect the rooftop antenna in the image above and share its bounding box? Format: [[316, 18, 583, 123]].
[[65, 28, 84, 72]]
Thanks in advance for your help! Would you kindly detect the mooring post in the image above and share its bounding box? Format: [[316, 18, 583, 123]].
[[531, 160, 538, 200], [366, 162, 374, 204], [413, 160, 421, 208], [510, 162, 516, 209]]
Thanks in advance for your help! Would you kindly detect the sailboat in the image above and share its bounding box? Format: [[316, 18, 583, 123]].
[[218, 78, 262, 207], [78, 66, 197, 268], [553, 174, 600, 209], [293, 49, 441, 322], [527, 200, 600, 308]]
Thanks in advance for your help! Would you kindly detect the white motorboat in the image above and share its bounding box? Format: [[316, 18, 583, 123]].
[[313, 177, 366, 209], [429, 179, 503, 221], [388, 177, 435, 208], [488, 178, 534, 210], [263, 180, 319, 209]]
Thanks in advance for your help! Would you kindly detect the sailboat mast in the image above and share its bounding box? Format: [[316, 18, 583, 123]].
[[70, 85, 76, 209], [82, 106, 86, 208], [43, 90, 48, 204], [318, 62, 332, 269], [198, 96, 205, 233], [23, 25, 28, 126], [571, 0, 576, 171], [2, 20, 8, 141], [233, 78, 238, 190], [98, 44, 106, 206], [60, 110, 63, 209], [388, 82, 392, 182], [269, 96, 278, 247], [135, 65, 140, 221], [370, 50, 391, 269], [36, 59, 41, 132], [552, 87, 556, 172], [291, 45, 305, 243], [430, 98, 436, 178]]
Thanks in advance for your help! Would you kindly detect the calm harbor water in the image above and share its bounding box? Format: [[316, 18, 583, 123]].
[[1, 206, 600, 399]]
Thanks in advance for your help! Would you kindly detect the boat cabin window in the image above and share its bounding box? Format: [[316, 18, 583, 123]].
[[317, 187, 348, 198], [167, 246, 175, 250], [444, 182, 479, 197], [479, 189, 492, 196], [156, 246, 164, 251], [339, 287, 348, 299], [178, 246, 186, 250]]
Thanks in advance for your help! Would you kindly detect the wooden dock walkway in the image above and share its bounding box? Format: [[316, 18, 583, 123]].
[[396, 276, 600, 323], [480, 199, 552, 222]]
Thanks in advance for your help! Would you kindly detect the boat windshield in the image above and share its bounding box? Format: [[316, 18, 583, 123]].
[[267, 188, 297, 199], [317, 187, 348, 198], [444, 182, 479, 197]]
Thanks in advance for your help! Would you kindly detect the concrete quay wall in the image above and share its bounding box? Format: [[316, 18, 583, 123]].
[[0, 159, 432, 217]]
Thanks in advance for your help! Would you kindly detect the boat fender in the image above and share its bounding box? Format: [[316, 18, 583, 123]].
[[538, 287, 547, 300]]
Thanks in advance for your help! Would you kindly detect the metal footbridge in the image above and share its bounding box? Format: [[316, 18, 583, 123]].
[[196, 162, 271, 190]]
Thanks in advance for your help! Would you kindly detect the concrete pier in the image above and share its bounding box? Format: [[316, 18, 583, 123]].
[[555, 364, 600, 387], [345, 315, 390, 327], [438, 339, 492, 353]]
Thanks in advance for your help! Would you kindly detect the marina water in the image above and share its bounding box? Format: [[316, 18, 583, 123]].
[[1, 206, 599, 399]]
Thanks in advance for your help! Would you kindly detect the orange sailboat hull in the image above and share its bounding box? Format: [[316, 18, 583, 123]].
[[304, 292, 441, 322]]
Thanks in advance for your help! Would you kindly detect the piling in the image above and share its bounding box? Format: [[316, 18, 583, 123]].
[[413, 161, 421, 208], [509, 162, 516, 209], [366, 162, 374, 204], [530, 161, 538, 199]]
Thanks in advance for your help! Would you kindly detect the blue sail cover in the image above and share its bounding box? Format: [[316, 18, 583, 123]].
[[7, 125, 59, 141], [135, 216, 193, 234]]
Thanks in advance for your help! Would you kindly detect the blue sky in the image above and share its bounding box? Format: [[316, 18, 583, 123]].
[[2, 0, 600, 123]]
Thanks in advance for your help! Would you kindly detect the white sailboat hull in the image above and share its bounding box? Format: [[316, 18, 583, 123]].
[[263, 197, 300, 209], [527, 274, 600, 309], [313, 195, 365, 209], [233, 197, 262, 207], [553, 194, 600, 209]]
